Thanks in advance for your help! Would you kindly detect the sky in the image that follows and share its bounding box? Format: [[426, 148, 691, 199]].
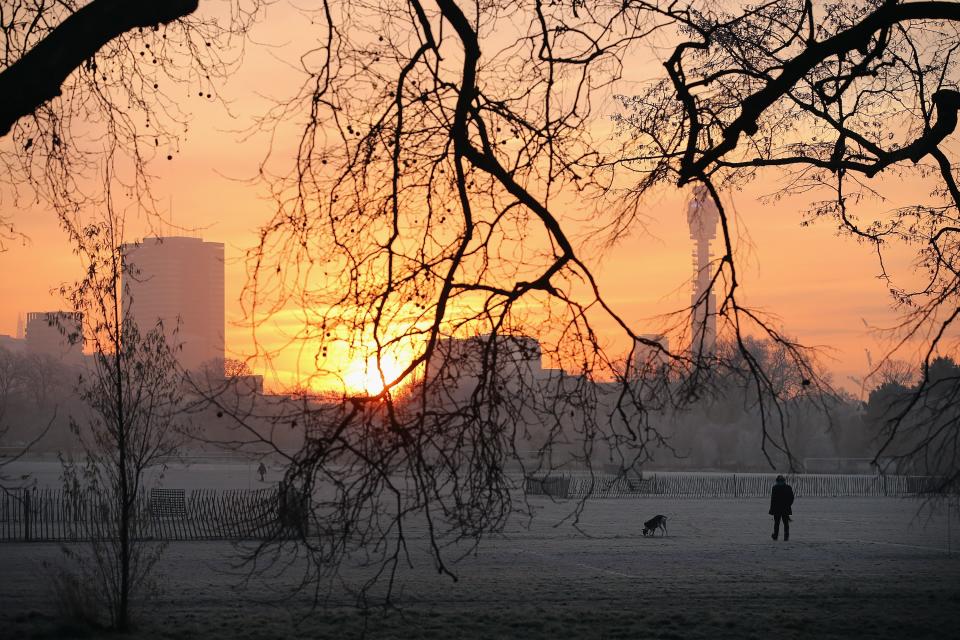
[[0, 1, 939, 396]]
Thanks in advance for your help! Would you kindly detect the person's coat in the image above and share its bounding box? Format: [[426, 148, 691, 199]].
[[769, 482, 794, 516]]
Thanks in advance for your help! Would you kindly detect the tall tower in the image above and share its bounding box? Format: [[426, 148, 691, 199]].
[[687, 186, 719, 355], [121, 236, 225, 371]]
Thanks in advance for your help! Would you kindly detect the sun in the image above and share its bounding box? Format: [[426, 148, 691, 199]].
[[342, 352, 410, 396]]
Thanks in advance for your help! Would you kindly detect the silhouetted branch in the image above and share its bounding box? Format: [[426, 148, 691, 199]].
[[0, 0, 199, 137]]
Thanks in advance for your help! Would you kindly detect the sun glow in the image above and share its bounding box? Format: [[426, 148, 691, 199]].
[[341, 351, 414, 396]]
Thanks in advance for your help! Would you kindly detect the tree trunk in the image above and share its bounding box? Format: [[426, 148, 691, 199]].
[[116, 345, 130, 629]]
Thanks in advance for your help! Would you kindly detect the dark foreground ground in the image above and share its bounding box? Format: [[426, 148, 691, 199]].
[[1, 497, 959, 639]]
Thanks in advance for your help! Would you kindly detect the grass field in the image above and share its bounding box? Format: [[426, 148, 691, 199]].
[[1, 494, 959, 639]]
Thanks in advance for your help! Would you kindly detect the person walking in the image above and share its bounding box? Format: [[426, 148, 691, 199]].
[[257, 462, 267, 482], [769, 474, 794, 541]]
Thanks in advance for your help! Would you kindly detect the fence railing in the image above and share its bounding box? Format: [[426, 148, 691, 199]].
[[2, 473, 942, 541], [523, 471, 941, 499], [0, 487, 298, 542]]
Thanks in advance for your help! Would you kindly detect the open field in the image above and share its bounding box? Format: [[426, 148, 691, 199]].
[[1, 495, 959, 639]]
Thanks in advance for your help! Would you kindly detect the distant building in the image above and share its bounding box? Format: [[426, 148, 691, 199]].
[[629, 334, 670, 379], [428, 333, 543, 376], [426, 334, 544, 399], [24, 311, 83, 363], [232, 374, 264, 395], [121, 236, 225, 371], [0, 334, 26, 353]]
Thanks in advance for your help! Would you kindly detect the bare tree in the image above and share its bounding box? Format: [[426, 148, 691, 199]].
[[613, 0, 960, 488], [0, 347, 23, 429], [61, 206, 187, 631], [215, 0, 960, 601], [0, 346, 53, 491], [864, 356, 960, 482], [211, 0, 823, 604], [224, 357, 254, 378], [0, 0, 260, 247], [0, 0, 198, 136]]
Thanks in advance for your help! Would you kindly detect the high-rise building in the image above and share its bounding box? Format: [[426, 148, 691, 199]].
[[687, 186, 719, 355], [121, 236, 224, 371], [24, 311, 83, 363]]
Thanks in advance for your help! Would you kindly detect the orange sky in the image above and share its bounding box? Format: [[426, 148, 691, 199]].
[[0, 2, 944, 396]]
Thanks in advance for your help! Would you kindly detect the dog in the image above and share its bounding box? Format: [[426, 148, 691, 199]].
[[642, 514, 668, 537]]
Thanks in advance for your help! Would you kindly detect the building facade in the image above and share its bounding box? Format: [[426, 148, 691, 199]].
[[121, 236, 225, 371], [24, 311, 83, 363], [629, 333, 670, 379]]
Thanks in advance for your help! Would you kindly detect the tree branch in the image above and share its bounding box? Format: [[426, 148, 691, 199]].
[[678, 0, 960, 184], [0, 0, 199, 137]]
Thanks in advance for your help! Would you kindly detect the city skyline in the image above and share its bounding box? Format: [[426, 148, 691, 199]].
[[0, 198, 921, 395]]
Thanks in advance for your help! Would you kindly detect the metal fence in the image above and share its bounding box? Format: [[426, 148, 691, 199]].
[[523, 471, 941, 499], [0, 487, 292, 542]]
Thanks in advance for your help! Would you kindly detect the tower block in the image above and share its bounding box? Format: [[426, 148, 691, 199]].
[[687, 186, 719, 355]]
